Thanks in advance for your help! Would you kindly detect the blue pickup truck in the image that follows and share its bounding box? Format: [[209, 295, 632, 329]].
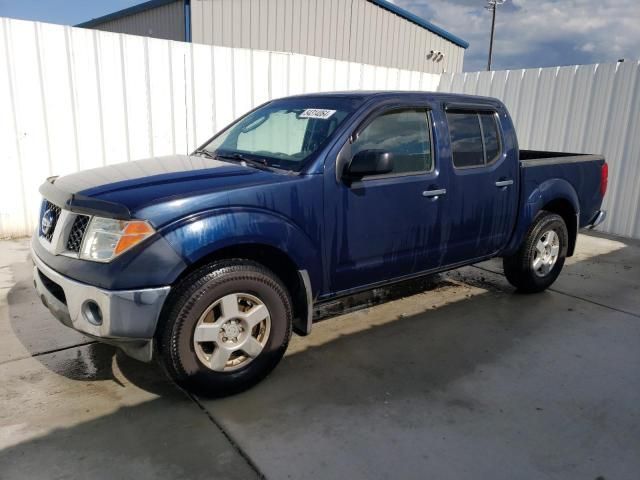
[[32, 91, 607, 396]]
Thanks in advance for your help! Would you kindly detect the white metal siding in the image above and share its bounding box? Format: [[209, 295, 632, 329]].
[[0, 18, 440, 238], [3, 17, 636, 240], [84, 1, 185, 41], [439, 63, 640, 239], [190, 0, 465, 73]]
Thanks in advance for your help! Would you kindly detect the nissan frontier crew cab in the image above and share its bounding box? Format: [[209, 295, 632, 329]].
[[32, 92, 608, 396]]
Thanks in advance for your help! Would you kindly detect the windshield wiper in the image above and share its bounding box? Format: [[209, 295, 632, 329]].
[[193, 148, 216, 160], [215, 152, 270, 169], [196, 149, 284, 171]]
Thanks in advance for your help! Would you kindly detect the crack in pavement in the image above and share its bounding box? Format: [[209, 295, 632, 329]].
[[1, 337, 266, 478], [0, 340, 97, 366], [188, 392, 266, 480]]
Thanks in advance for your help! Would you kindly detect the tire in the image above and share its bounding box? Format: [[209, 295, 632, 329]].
[[156, 259, 292, 397], [503, 212, 568, 293]]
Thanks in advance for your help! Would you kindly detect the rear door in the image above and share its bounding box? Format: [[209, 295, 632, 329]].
[[440, 106, 518, 264]]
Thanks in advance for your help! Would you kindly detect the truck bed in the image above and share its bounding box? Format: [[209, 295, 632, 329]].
[[519, 150, 605, 229], [520, 150, 604, 166]]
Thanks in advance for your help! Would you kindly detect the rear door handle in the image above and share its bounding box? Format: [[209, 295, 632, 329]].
[[422, 188, 447, 198], [495, 179, 514, 187]]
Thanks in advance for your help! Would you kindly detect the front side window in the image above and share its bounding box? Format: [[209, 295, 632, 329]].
[[202, 98, 360, 171], [351, 109, 432, 175], [447, 110, 502, 168]]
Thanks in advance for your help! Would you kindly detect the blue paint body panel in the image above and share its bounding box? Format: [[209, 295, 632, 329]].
[[36, 92, 606, 306]]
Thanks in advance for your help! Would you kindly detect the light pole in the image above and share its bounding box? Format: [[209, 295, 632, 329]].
[[486, 0, 506, 71]]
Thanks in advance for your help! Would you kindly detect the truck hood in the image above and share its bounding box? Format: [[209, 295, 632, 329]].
[[47, 155, 295, 220]]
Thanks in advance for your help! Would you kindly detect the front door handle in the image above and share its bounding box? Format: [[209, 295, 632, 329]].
[[422, 188, 447, 198], [495, 179, 514, 187]]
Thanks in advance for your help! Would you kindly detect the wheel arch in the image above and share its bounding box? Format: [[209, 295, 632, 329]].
[[540, 198, 578, 256], [170, 242, 314, 336], [159, 209, 320, 336], [504, 178, 579, 257]]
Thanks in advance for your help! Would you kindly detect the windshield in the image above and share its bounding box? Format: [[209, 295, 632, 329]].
[[199, 97, 362, 171]]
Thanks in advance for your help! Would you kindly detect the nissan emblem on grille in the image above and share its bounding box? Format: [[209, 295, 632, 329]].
[[40, 201, 61, 242], [41, 209, 55, 236]]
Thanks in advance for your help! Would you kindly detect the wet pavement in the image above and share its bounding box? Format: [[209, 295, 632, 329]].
[[1, 233, 639, 479], [0, 241, 259, 480]]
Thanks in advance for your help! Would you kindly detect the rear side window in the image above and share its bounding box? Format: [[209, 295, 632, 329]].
[[447, 112, 484, 168], [480, 113, 500, 162], [352, 109, 433, 175], [447, 111, 502, 168]]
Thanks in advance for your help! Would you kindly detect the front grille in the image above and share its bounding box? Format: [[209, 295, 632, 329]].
[[38, 269, 67, 305], [40, 201, 61, 242], [66, 215, 90, 252]]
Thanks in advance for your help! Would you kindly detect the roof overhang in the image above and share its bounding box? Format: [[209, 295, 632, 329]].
[[75, 0, 180, 28], [74, 0, 469, 50], [369, 0, 469, 49]]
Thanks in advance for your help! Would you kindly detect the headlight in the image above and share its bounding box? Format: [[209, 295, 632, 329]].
[[80, 217, 155, 262]]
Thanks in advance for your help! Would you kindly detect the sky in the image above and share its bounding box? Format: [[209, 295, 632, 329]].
[[1, 0, 638, 72], [0, 0, 143, 26], [392, 0, 640, 71]]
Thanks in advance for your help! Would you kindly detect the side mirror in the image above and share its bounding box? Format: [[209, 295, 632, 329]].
[[344, 150, 394, 180]]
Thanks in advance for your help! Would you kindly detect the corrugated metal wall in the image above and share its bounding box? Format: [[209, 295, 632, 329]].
[[0, 17, 441, 238], [84, 0, 185, 41], [439, 63, 640, 240], [190, 0, 465, 73], [2, 17, 637, 240]]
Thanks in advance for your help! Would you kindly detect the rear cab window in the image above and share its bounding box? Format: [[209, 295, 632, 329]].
[[446, 110, 502, 169]]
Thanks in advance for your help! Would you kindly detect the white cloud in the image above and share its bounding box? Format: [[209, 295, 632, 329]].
[[394, 0, 640, 71], [580, 42, 596, 53]]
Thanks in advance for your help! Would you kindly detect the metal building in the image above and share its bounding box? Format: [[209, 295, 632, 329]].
[[76, 0, 468, 73], [76, 0, 188, 41]]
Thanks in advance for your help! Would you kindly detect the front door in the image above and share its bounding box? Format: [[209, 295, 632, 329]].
[[325, 106, 449, 294]]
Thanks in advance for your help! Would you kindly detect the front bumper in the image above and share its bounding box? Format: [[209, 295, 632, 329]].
[[31, 246, 170, 362]]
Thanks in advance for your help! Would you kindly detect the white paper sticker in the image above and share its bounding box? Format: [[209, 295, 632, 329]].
[[299, 108, 336, 119]]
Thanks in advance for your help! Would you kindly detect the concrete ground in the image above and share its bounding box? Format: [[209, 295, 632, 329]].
[[1, 233, 638, 480]]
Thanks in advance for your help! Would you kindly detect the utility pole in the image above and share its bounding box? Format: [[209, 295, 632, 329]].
[[486, 0, 505, 71]]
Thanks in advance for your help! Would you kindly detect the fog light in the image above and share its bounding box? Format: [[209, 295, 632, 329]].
[[83, 300, 103, 326]]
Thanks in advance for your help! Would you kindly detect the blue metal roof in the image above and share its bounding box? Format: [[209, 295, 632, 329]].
[[75, 0, 468, 50], [369, 0, 469, 49], [75, 0, 179, 28]]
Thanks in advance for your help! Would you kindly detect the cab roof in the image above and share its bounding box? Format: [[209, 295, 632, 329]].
[[282, 90, 503, 106]]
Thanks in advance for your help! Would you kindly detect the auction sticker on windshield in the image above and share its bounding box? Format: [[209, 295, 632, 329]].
[[299, 109, 336, 119]]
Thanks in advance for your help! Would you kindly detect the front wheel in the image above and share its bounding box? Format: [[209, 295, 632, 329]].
[[157, 260, 293, 397], [503, 212, 568, 293]]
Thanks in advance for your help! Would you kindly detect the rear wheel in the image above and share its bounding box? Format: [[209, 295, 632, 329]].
[[503, 212, 568, 293], [157, 259, 292, 397]]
